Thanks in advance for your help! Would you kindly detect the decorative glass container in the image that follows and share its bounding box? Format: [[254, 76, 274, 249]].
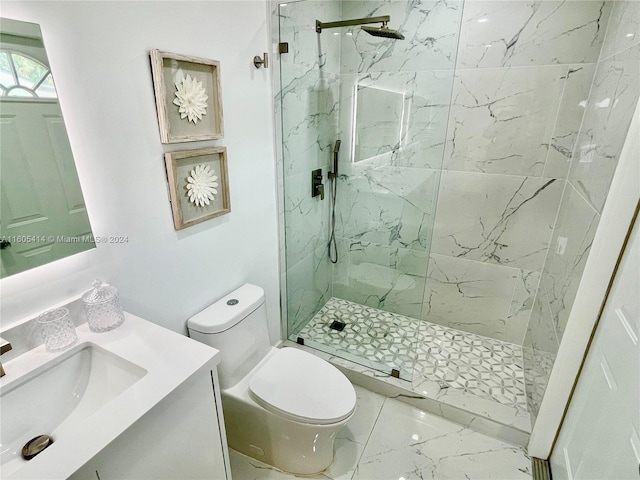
[[37, 307, 77, 351], [81, 280, 125, 333]]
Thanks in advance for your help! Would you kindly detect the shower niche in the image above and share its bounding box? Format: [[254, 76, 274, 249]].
[[352, 85, 406, 163]]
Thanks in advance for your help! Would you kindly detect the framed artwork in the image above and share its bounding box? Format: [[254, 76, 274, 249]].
[[150, 49, 224, 143], [164, 147, 230, 230]]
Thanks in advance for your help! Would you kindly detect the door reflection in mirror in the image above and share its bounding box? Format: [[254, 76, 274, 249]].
[[0, 18, 95, 278]]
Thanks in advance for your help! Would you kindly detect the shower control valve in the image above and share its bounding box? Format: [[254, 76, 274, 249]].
[[311, 168, 325, 200]]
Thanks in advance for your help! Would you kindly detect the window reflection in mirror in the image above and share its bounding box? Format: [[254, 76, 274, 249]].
[[0, 18, 95, 278]]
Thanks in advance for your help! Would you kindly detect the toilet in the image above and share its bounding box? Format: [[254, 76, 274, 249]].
[[187, 283, 356, 475]]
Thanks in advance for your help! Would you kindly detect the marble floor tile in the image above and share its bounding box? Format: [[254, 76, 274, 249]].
[[297, 297, 421, 378], [297, 298, 528, 411], [318, 386, 387, 480], [230, 450, 299, 480], [353, 398, 531, 480], [229, 385, 386, 480], [415, 323, 528, 410], [229, 392, 531, 480]]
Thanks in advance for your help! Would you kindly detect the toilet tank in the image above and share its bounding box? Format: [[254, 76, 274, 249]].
[[187, 283, 272, 389]]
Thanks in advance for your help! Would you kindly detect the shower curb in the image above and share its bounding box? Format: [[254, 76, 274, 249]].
[[285, 340, 531, 448]]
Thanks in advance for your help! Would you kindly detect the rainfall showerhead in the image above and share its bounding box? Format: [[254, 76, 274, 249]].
[[361, 25, 405, 40], [316, 15, 404, 40]]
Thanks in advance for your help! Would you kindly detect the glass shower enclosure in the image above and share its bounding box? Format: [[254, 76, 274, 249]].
[[278, 0, 463, 379], [277, 0, 640, 438]]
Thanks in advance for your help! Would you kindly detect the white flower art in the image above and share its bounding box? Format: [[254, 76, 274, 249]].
[[173, 74, 208, 124], [186, 164, 219, 207]]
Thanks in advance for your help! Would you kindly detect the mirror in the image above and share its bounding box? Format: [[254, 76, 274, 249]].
[[0, 18, 95, 277], [352, 84, 406, 163]]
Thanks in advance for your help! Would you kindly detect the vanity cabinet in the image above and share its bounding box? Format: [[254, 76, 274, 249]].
[[69, 364, 230, 480]]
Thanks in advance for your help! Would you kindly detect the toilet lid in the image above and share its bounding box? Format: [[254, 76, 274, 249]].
[[249, 348, 356, 425]]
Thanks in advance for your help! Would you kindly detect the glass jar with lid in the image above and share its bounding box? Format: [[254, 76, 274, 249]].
[[81, 279, 125, 332]]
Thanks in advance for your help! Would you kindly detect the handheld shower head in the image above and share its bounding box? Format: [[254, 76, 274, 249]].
[[361, 25, 405, 40], [329, 140, 341, 180]]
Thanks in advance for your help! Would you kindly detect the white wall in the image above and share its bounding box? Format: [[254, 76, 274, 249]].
[[0, 1, 281, 342]]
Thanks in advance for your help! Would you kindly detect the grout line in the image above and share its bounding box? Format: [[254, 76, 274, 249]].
[[440, 165, 557, 181], [504, 266, 523, 325], [428, 251, 527, 275], [566, 179, 602, 217], [597, 40, 640, 64], [544, 287, 562, 351], [525, 177, 568, 332], [541, 64, 572, 179], [351, 394, 387, 479]]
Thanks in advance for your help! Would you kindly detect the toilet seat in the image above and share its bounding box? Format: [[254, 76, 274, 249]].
[[249, 348, 356, 425]]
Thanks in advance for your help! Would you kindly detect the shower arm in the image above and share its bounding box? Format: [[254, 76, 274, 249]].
[[316, 16, 390, 33]]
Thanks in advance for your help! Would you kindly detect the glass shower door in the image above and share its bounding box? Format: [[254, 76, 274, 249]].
[[278, 0, 463, 381]]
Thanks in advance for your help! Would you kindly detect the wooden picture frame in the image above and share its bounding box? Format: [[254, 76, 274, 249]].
[[150, 49, 224, 143], [164, 147, 230, 230]]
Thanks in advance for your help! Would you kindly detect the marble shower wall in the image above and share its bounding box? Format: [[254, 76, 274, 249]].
[[279, 0, 633, 359], [523, 0, 640, 423], [332, 0, 463, 319], [329, 0, 613, 343], [425, 0, 612, 344], [279, 1, 342, 335]]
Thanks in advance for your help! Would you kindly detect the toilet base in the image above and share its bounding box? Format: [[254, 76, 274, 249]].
[[221, 351, 352, 475]]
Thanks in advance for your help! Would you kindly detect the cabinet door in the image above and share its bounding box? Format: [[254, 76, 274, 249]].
[[70, 366, 229, 480]]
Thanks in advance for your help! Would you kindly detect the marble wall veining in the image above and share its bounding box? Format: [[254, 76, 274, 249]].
[[331, 0, 462, 318], [279, 1, 342, 335], [340, 0, 463, 74], [277, 0, 637, 399], [426, 0, 610, 344], [456, 0, 609, 69], [523, 0, 640, 424]]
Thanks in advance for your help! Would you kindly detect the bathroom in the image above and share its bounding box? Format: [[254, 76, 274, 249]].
[[0, 0, 638, 479]]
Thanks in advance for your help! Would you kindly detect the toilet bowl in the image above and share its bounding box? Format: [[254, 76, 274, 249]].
[[187, 284, 356, 475]]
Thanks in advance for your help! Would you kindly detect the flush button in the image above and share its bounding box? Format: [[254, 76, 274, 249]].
[[226, 299, 239, 306]]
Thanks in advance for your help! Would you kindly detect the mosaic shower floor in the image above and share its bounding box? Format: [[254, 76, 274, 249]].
[[296, 297, 528, 411]]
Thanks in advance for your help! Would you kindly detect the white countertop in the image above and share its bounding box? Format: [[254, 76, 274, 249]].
[[0, 313, 220, 480]]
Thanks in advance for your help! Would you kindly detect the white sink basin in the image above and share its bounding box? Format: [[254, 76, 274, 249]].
[[0, 313, 219, 480], [0, 343, 146, 474]]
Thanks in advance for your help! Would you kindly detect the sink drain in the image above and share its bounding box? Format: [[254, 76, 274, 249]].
[[22, 434, 54, 460]]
